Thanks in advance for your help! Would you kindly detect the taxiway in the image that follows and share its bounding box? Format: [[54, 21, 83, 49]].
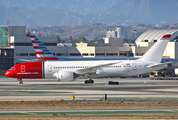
[[0, 77, 178, 101]]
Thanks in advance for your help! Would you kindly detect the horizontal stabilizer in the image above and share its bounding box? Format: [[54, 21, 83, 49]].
[[147, 62, 172, 68]]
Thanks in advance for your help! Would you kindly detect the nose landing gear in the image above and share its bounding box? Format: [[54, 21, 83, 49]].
[[17, 78, 23, 84]]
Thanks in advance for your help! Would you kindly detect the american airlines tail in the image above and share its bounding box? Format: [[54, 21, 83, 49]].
[[30, 35, 59, 60], [140, 34, 171, 63]]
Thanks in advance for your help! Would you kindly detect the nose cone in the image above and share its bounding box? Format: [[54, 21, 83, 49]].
[[5, 71, 10, 77], [5, 70, 14, 77]]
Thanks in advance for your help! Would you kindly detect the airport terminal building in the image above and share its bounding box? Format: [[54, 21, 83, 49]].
[[1, 26, 178, 71]]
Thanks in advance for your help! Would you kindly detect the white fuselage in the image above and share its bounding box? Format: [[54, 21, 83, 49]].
[[44, 60, 167, 79]]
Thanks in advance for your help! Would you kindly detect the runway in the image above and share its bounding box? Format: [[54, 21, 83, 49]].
[[0, 77, 178, 117], [1, 77, 178, 84], [0, 77, 178, 101]]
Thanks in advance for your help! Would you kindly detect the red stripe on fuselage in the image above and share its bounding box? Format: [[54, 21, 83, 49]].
[[31, 40, 37, 43], [36, 52, 44, 54], [30, 35, 34, 38], [162, 34, 171, 38], [34, 46, 41, 49]]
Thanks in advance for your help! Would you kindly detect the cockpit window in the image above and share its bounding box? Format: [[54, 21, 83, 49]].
[[10, 67, 15, 70]]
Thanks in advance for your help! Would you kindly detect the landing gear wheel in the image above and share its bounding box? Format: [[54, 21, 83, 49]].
[[89, 79, 94, 84], [85, 80, 89, 84], [85, 79, 94, 84], [19, 81, 23, 84]]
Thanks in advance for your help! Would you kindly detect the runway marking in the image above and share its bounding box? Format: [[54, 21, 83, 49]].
[[108, 97, 178, 100], [0, 90, 72, 94], [41, 83, 107, 86]]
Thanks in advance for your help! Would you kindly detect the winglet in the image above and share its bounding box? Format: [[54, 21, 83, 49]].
[[30, 35, 59, 60]]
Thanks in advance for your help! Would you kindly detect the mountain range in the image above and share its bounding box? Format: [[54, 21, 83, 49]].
[[105, 0, 178, 25], [0, 0, 178, 28], [0, 0, 123, 13]]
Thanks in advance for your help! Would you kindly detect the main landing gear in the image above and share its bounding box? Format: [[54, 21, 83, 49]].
[[85, 79, 94, 84], [17, 78, 23, 84]]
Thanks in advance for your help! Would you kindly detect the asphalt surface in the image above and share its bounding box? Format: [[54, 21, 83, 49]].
[[0, 77, 178, 101], [0, 77, 178, 116]]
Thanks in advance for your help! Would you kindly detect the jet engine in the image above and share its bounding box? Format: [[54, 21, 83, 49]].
[[96, 69, 108, 77], [53, 71, 75, 81]]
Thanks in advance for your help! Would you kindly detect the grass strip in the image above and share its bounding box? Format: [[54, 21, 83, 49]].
[[0, 110, 178, 116]]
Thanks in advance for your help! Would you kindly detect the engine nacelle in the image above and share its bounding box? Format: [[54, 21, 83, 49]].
[[96, 69, 108, 77], [54, 71, 74, 81]]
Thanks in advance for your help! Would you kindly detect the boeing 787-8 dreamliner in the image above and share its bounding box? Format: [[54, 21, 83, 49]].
[[5, 34, 172, 84]]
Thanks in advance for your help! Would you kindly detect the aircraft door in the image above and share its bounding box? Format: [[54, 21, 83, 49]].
[[117, 64, 124, 72], [20, 65, 25, 72], [48, 65, 52, 72], [132, 63, 137, 70], [119, 64, 127, 72], [123, 64, 131, 72]]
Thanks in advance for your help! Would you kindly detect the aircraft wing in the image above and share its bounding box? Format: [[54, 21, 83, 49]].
[[75, 61, 121, 74], [147, 62, 172, 68]]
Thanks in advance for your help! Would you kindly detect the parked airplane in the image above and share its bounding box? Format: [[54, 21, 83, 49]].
[[5, 34, 172, 84], [29, 35, 178, 69], [28, 35, 136, 61]]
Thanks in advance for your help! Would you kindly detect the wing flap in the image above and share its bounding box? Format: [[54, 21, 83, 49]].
[[147, 62, 172, 68]]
